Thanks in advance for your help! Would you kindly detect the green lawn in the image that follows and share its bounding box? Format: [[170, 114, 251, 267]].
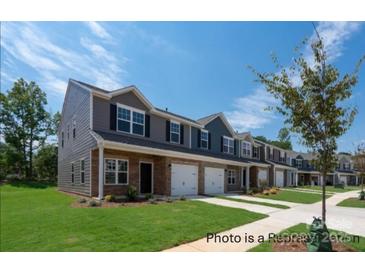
[[255, 189, 331, 204], [337, 198, 365, 208], [217, 196, 290, 209], [301, 185, 361, 193], [249, 223, 365, 252], [0, 184, 267, 251]]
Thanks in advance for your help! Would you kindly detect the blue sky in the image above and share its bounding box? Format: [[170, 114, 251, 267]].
[[1, 22, 364, 152]]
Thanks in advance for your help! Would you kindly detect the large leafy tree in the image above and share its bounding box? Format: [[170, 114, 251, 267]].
[[34, 144, 58, 182], [250, 36, 364, 223], [0, 79, 53, 178], [353, 142, 365, 196]]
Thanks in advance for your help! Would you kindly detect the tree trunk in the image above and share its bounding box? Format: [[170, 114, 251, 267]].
[[322, 171, 327, 223], [29, 140, 33, 179]]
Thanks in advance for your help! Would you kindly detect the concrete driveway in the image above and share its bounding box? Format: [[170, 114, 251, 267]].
[[165, 190, 364, 252]]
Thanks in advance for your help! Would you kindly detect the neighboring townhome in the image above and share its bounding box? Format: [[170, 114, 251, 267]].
[[58, 80, 270, 199], [335, 153, 358, 186]]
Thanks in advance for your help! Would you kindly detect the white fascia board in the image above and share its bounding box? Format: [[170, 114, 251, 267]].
[[102, 140, 250, 167], [297, 170, 321, 174], [249, 162, 271, 168], [268, 161, 298, 171]]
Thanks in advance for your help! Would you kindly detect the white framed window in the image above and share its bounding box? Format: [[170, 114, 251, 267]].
[[297, 159, 302, 169], [253, 146, 259, 158], [201, 129, 208, 149], [170, 121, 180, 143], [80, 159, 85, 184], [228, 170, 236, 185], [104, 159, 128, 185], [268, 147, 273, 160], [241, 141, 251, 157], [71, 162, 74, 184], [72, 119, 76, 139], [117, 104, 145, 136], [223, 136, 234, 154]]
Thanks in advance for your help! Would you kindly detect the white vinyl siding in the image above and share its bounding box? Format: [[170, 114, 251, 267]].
[[104, 159, 129, 185]]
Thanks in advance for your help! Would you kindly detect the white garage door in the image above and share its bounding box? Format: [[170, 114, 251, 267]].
[[204, 167, 224, 194], [171, 164, 198, 196], [275, 170, 284, 187], [258, 169, 267, 182]]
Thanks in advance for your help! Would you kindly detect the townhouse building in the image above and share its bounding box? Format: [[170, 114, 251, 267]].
[[58, 80, 361, 198]]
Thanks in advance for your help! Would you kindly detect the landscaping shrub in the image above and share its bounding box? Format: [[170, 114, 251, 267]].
[[127, 186, 138, 201], [88, 200, 101, 207], [166, 197, 173, 203], [78, 198, 87, 204], [247, 189, 254, 195], [335, 183, 345, 189], [263, 190, 270, 195], [180, 196, 186, 201], [269, 188, 278, 194], [148, 198, 157, 204], [359, 191, 365, 200], [104, 194, 115, 202], [144, 193, 154, 200]]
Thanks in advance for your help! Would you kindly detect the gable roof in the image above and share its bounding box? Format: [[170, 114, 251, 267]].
[[197, 112, 236, 137]]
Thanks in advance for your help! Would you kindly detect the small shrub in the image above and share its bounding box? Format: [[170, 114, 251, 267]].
[[149, 198, 157, 204], [78, 198, 87, 204], [263, 190, 270, 195], [145, 193, 154, 200], [88, 200, 101, 207], [359, 191, 365, 200], [247, 189, 254, 195], [104, 194, 115, 202], [180, 196, 186, 201], [127, 186, 138, 201], [166, 197, 173, 203], [269, 188, 277, 195]]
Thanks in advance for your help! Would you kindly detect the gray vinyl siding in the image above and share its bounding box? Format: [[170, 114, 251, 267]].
[[93, 92, 191, 148], [58, 82, 96, 196]]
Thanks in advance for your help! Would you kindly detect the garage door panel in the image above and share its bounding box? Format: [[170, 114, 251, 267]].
[[275, 171, 284, 187], [204, 167, 225, 194], [171, 164, 198, 196]]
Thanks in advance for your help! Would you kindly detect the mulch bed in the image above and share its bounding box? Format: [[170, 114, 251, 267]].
[[71, 199, 171, 208], [273, 240, 356, 252]]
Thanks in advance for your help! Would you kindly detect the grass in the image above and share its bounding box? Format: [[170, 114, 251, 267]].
[[300, 185, 361, 193], [249, 223, 365, 252], [337, 198, 365, 208], [216, 196, 290, 209], [255, 189, 331, 204], [0, 184, 267, 251]]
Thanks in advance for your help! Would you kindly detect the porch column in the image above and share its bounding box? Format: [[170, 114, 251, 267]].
[[295, 172, 298, 186], [273, 166, 276, 187], [98, 146, 104, 200], [245, 166, 250, 193]]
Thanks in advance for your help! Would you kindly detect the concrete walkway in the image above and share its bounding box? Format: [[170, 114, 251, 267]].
[[223, 194, 300, 208], [165, 190, 364, 252]]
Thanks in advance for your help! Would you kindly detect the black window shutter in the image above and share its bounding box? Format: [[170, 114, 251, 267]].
[[208, 132, 211, 149], [180, 125, 184, 144], [221, 136, 224, 152], [166, 120, 170, 142], [145, 114, 150, 137], [234, 140, 237, 155], [197, 129, 201, 148], [110, 104, 117, 130]]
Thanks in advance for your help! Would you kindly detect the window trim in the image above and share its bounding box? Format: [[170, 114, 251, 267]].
[[116, 103, 145, 136], [200, 129, 209, 149], [223, 136, 234, 154], [253, 146, 259, 159], [297, 159, 302, 168], [104, 158, 129, 185], [241, 140, 252, 158], [80, 158, 85, 184], [170, 120, 180, 144], [227, 169, 236, 185]]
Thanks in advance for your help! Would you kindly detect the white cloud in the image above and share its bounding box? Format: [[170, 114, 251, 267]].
[[226, 21, 362, 133], [1, 22, 126, 94], [85, 22, 112, 41]]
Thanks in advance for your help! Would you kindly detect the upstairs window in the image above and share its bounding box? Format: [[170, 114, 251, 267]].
[[201, 130, 209, 149], [253, 146, 259, 158], [297, 159, 302, 169], [223, 136, 234, 154], [170, 121, 180, 143], [71, 162, 74, 184], [105, 159, 128, 185], [117, 104, 145, 136], [72, 120, 76, 139], [344, 163, 350, 170], [80, 159, 85, 184], [228, 170, 236, 185], [268, 147, 273, 160], [242, 141, 251, 157]]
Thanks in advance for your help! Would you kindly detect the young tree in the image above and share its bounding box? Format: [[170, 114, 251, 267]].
[[353, 142, 365, 198], [0, 79, 53, 178], [250, 36, 364, 225]]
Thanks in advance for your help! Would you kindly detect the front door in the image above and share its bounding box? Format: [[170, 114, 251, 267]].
[[140, 162, 152, 194]]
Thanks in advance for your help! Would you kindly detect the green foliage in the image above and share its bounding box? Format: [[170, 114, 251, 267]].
[[254, 128, 293, 150], [144, 193, 154, 200], [88, 200, 101, 207], [0, 79, 54, 178], [104, 194, 115, 202], [33, 144, 57, 182], [78, 198, 87, 204], [127, 185, 138, 201], [0, 143, 24, 179]]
